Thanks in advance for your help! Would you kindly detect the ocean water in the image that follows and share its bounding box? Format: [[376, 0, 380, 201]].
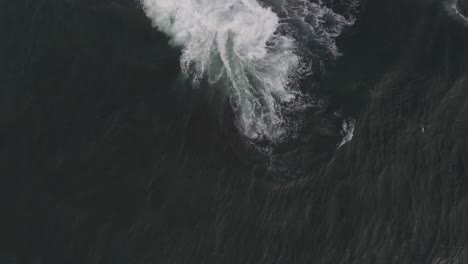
[[142, 0, 355, 140], [1, 0, 468, 263]]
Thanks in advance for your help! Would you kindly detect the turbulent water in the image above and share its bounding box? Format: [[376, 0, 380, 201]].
[[142, 0, 356, 140], [2, 0, 468, 263]]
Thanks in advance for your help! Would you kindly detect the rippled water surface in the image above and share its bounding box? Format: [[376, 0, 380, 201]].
[[1, 0, 468, 263]]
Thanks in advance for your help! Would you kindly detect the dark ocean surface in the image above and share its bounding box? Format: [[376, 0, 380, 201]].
[[1, 0, 468, 263]]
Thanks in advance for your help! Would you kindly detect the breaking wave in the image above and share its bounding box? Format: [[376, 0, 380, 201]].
[[142, 0, 356, 140]]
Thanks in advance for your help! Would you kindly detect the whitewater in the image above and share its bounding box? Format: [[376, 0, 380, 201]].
[[142, 0, 356, 140]]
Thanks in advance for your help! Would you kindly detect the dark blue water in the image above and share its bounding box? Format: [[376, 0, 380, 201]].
[[1, 0, 468, 263]]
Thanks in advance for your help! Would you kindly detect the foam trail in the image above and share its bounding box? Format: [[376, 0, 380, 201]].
[[337, 118, 355, 149], [447, 0, 468, 24], [142, 0, 356, 140]]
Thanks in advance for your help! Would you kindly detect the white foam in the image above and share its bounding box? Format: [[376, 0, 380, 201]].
[[142, 0, 356, 140], [446, 0, 468, 24], [337, 118, 355, 149]]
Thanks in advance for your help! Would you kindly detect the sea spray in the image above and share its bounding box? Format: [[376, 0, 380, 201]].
[[142, 0, 356, 140]]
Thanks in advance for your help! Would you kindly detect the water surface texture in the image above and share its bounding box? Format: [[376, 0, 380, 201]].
[[1, 0, 468, 263]]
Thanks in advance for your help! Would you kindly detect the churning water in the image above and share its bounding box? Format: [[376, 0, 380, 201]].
[[142, 0, 356, 140]]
